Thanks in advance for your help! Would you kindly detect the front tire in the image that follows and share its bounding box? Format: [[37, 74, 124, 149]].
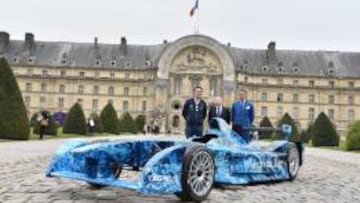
[[175, 144, 215, 202], [287, 143, 300, 180]]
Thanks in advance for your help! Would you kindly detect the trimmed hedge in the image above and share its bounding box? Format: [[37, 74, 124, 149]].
[[312, 112, 339, 146], [119, 112, 137, 134], [272, 113, 300, 141], [345, 120, 360, 150], [0, 58, 30, 140], [63, 103, 87, 135], [135, 114, 146, 133], [100, 103, 119, 134], [259, 116, 273, 139]]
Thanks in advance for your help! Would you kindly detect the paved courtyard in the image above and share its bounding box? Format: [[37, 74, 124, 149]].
[[1, 136, 359, 203]]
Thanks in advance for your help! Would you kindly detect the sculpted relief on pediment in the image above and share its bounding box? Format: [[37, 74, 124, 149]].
[[170, 46, 223, 75]]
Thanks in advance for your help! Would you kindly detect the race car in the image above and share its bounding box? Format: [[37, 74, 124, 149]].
[[46, 118, 303, 202]]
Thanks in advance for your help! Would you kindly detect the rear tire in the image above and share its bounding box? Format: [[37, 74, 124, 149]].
[[175, 144, 215, 202], [287, 143, 300, 180]]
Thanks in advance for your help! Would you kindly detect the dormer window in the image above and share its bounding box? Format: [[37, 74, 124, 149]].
[[61, 59, 67, 65], [277, 66, 283, 73], [95, 60, 101, 67], [126, 61, 132, 68], [145, 60, 153, 68], [262, 66, 269, 72], [13, 57, 19, 63], [110, 60, 117, 67], [28, 57, 35, 64]]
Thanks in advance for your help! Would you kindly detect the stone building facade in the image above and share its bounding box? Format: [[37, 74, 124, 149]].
[[1, 32, 359, 134]]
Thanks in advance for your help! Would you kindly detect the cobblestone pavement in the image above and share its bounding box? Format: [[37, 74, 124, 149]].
[[1, 136, 359, 203]]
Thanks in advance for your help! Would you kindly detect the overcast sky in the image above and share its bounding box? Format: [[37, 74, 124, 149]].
[[1, 0, 359, 51]]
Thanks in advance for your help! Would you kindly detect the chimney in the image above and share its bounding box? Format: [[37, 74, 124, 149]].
[[266, 41, 277, 65], [23, 32, 35, 55], [120, 36, 127, 56], [94, 37, 98, 49], [0, 32, 10, 53]]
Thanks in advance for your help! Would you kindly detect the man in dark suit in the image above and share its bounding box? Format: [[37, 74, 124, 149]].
[[208, 96, 231, 124]]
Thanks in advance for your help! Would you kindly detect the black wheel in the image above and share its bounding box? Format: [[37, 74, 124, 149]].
[[175, 144, 215, 202], [287, 143, 300, 180], [87, 163, 122, 189]]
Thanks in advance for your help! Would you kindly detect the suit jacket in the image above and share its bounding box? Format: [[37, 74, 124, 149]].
[[208, 106, 231, 124], [231, 100, 254, 127]]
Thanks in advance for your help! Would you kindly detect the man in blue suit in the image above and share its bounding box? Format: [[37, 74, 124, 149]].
[[231, 89, 254, 143]]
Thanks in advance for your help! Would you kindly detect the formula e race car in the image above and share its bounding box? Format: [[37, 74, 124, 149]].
[[46, 118, 304, 202]]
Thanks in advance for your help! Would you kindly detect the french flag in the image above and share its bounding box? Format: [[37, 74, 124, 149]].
[[190, 0, 199, 17]]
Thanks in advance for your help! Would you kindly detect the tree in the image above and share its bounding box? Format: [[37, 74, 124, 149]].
[[63, 103, 87, 135], [33, 111, 58, 136], [272, 113, 300, 141], [0, 58, 30, 140], [135, 114, 146, 133], [120, 112, 137, 134], [345, 120, 360, 150], [100, 103, 119, 134], [259, 116, 273, 139], [312, 112, 339, 146], [30, 112, 39, 127]]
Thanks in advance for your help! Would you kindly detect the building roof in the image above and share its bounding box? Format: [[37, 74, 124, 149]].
[[1, 33, 360, 77]]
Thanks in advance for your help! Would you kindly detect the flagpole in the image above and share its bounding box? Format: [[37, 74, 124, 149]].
[[196, 1, 200, 34]]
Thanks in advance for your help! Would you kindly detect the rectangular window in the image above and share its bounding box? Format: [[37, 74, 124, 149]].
[[78, 85, 84, 94], [277, 93, 283, 102], [58, 98, 64, 108], [174, 77, 182, 94], [142, 101, 147, 111], [93, 86, 99, 95], [42, 70, 48, 77], [125, 73, 130, 79], [26, 83, 32, 92], [309, 108, 315, 120], [79, 72, 85, 78], [27, 69, 33, 76], [348, 81, 354, 88], [25, 96, 31, 107], [293, 80, 299, 86], [292, 107, 299, 119], [329, 81, 335, 88], [108, 86, 114, 96], [328, 95, 334, 104], [41, 83, 47, 92], [277, 78, 283, 85], [328, 109, 335, 121], [92, 99, 98, 112], [60, 70, 66, 77], [293, 94, 299, 103], [59, 84, 65, 93], [143, 87, 147, 95], [40, 97, 46, 109], [210, 77, 217, 96], [309, 80, 315, 87], [77, 98, 83, 105], [348, 109, 355, 122], [94, 71, 100, 78], [124, 87, 129, 96], [348, 96, 354, 105], [108, 99, 113, 105], [261, 106, 267, 117], [110, 72, 115, 79], [309, 94, 315, 104], [261, 78, 267, 85], [123, 101, 129, 112], [277, 106, 283, 118], [261, 92, 267, 101]]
